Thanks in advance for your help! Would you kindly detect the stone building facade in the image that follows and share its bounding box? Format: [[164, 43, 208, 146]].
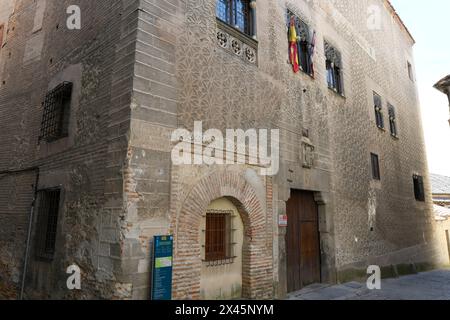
[[0, 0, 447, 300]]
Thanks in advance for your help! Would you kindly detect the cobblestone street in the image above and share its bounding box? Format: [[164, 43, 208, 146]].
[[288, 269, 450, 300]]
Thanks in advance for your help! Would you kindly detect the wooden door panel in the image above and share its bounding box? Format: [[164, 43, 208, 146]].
[[286, 190, 321, 292]]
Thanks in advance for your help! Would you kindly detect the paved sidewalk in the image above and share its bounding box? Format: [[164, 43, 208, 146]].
[[288, 269, 450, 300]]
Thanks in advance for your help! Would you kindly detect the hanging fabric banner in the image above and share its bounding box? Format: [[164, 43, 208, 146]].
[[288, 16, 300, 73]]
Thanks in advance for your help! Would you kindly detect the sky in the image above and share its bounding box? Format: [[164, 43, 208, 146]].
[[390, 0, 450, 176]]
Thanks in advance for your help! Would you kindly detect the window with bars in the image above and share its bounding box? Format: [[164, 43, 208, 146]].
[[216, 0, 253, 36], [204, 210, 234, 264], [388, 104, 398, 137], [373, 92, 384, 129], [413, 175, 425, 202], [39, 82, 73, 142], [35, 189, 61, 261], [287, 10, 315, 76], [371, 153, 381, 180]]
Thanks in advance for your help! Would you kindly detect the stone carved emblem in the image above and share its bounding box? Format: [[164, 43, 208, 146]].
[[301, 136, 315, 169]]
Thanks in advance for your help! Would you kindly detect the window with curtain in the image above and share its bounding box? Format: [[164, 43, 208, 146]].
[[216, 0, 253, 36], [324, 41, 343, 95], [388, 104, 398, 137], [373, 92, 384, 129]]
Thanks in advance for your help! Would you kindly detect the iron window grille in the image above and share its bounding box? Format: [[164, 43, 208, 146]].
[[325, 41, 344, 95], [39, 82, 73, 142], [388, 104, 398, 137], [413, 175, 425, 202], [373, 92, 384, 129], [371, 153, 381, 180], [35, 189, 61, 261], [216, 0, 253, 37], [203, 209, 236, 266]]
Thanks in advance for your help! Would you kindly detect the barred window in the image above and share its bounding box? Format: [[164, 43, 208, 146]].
[[216, 0, 253, 36], [413, 175, 425, 202], [371, 153, 381, 180], [35, 189, 61, 261], [287, 10, 315, 76], [388, 104, 398, 137], [39, 82, 73, 142], [204, 210, 234, 264], [373, 92, 384, 129]]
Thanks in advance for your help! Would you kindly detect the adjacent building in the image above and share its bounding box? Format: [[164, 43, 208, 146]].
[[430, 173, 450, 209], [0, 0, 447, 300], [434, 75, 450, 126]]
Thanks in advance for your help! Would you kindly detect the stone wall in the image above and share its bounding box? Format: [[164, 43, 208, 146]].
[[0, 0, 138, 299]]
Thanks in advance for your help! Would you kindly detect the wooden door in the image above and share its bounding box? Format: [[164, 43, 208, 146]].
[[286, 190, 321, 292]]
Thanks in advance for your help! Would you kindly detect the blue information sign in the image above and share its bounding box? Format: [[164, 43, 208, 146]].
[[151, 235, 173, 300]]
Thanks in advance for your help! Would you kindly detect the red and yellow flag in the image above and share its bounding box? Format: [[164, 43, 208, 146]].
[[289, 17, 299, 73]]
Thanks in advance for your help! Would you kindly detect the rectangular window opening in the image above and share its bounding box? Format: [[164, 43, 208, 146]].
[[325, 41, 344, 95], [35, 189, 61, 261], [287, 10, 315, 77], [39, 82, 73, 142], [205, 210, 234, 264], [413, 175, 425, 202], [373, 92, 384, 129], [371, 153, 381, 180]]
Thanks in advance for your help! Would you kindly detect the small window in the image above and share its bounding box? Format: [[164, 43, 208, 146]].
[[388, 104, 398, 137], [39, 82, 73, 142], [373, 92, 384, 129], [35, 189, 61, 261], [0, 24, 4, 49], [216, 0, 253, 36], [407, 61, 414, 81], [287, 10, 316, 76], [205, 210, 233, 262], [324, 41, 344, 95], [413, 175, 425, 202], [371, 153, 381, 180]]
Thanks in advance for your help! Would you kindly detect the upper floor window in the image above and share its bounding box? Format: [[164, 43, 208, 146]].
[[216, 0, 253, 37], [0, 24, 4, 49], [371, 153, 381, 180], [325, 41, 344, 95], [413, 175, 425, 202], [35, 189, 61, 261], [287, 10, 316, 76], [388, 104, 398, 138], [373, 92, 384, 129], [39, 82, 73, 142], [407, 61, 414, 82]]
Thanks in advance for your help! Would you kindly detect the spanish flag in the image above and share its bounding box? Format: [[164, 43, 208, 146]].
[[289, 17, 300, 73]]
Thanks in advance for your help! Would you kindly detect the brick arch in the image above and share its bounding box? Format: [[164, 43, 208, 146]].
[[171, 170, 272, 299]]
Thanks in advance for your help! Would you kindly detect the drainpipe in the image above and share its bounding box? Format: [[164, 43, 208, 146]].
[[19, 169, 39, 300]]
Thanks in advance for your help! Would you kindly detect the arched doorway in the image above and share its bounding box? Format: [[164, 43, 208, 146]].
[[199, 198, 244, 299], [170, 170, 273, 300]]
